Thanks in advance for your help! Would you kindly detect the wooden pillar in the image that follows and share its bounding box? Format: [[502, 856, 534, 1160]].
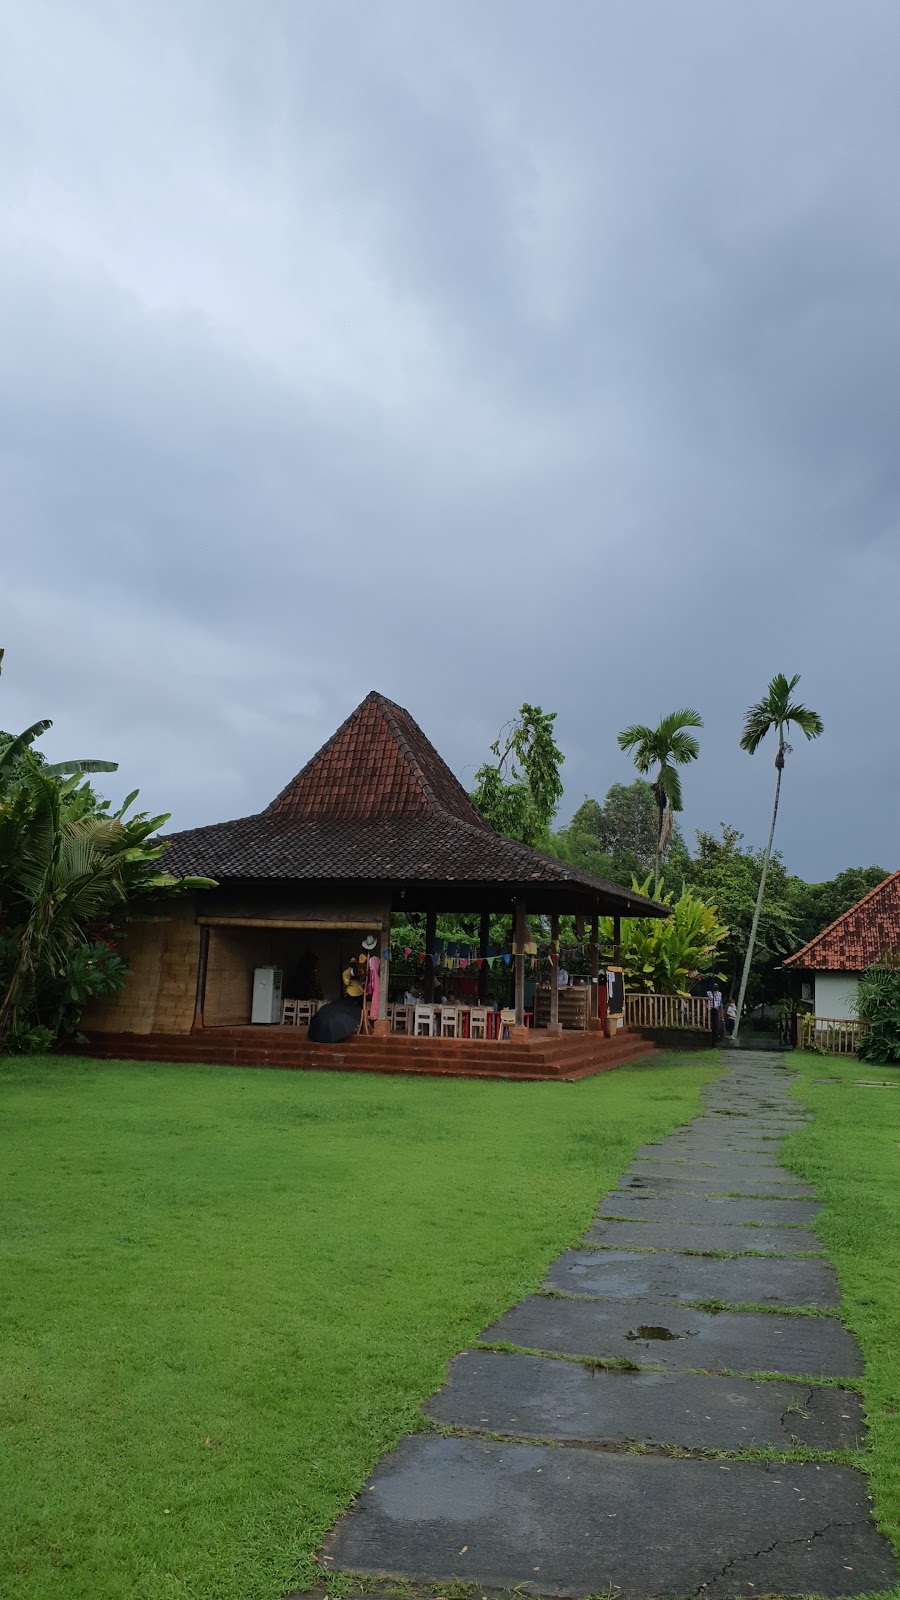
[[478, 909, 490, 1003], [548, 913, 561, 1032], [374, 908, 390, 1035], [589, 911, 600, 1023], [513, 898, 526, 1027], [613, 915, 621, 966], [192, 924, 210, 1031], [424, 908, 436, 1002]]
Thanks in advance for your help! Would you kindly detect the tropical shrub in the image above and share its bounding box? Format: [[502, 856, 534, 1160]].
[[855, 959, 900, 1065], [0, 656, 213, 1049], [600, 876, 728, 994]]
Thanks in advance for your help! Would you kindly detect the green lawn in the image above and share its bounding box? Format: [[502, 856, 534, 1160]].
[[785, 1051, 900, 1567], [0, 1051, 717, 1600]]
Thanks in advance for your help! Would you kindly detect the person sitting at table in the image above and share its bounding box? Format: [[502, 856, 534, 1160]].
[[404, 985, 421, 1005]]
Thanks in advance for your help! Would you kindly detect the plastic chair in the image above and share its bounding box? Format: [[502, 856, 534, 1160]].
[[281, 999, 301, 1026], [439, 1006, 460, 1038], [413, 1005, 435, 1037], [391, 1003, 410, 1033], [467, 1006, 489, 1040], [496, 1008, 516, 1042]]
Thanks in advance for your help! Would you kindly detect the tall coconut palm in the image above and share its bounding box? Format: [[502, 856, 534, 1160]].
[[733, 673, 823, 1039], [617, 709, 703, 890]]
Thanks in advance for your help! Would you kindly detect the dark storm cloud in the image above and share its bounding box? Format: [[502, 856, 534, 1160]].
[[2, 0, 898, 876]]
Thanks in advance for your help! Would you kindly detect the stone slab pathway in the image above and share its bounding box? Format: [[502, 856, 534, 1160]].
[[320, 1052, 897, 1598]]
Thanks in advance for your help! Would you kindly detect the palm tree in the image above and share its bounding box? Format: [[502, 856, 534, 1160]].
[[733, 673, 823, 1039], [617, 709, 703, 890]]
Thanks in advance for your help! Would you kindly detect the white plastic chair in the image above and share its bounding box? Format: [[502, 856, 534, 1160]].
[[467, 1006, 488, 1040], [391, 1003, 410, 1033], [281, 999, 301, 1026], [439, 1006, 460, 1038], [496, 1007, 516, 1042], [413, 1004, 435, 1037]]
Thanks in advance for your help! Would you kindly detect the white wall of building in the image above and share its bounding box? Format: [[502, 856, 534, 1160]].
[[814, 972, 859, 1021]]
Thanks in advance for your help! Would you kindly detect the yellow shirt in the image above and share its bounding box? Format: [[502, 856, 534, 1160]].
[[342, 964, 365, 998]]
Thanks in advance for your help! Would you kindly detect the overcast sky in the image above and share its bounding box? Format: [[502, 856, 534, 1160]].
[[2, 1, 898, 881]]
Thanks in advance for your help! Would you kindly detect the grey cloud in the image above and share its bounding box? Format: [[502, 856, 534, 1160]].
[[1, 0, 898, 877]]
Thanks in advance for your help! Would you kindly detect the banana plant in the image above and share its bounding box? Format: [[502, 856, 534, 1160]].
[[600, 875, 728, 994]]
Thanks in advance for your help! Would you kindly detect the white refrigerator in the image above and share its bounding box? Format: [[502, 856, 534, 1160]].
[[251, 967, 283, 1024]]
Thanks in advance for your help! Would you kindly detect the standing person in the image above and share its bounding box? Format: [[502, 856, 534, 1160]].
[[724, 998, 737, 1038], [706, 982, 723, 1044]]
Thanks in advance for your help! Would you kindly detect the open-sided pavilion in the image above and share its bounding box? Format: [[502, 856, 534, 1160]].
[[84, 692, 667, 1077]]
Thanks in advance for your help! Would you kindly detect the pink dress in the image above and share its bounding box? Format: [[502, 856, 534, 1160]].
[[366, 956, 380, 1022]]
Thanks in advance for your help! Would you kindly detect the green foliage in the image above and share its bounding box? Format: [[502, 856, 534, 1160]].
[[599, 874, 728, 994], [617, 708, 703, 883], [551, 780, 689, 885], [688, 825, 797, 1002], [0, 653, 215, 1048], [855, 959, 900, 1065], [470, 703, 564, 846], [54, 940, 131, 1042], [739, 671, 824, 757], [4, 1022, 55, 1057]]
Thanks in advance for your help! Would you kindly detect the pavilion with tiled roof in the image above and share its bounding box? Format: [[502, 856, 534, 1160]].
[[785, 869, 900, 1022], [84, 691, 667, 1059]]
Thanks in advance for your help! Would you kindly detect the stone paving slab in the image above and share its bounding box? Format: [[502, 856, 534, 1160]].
[[692, 1126, 807, 1140], [598, 1193, 821, 1226], [324, 1435, 897, 1598], [585, 1217, 825, 1253], [424, 1349, 865, 1449], [639, 1137, 788, 1156], [480, 1294, 862, 1376], [688, 1099, 797, 1112], [545, 1247, 841, 1307], [636, 1148, 802, 1168], [620, 1166, 818, 1195], [697, 1105, 808, 1117]]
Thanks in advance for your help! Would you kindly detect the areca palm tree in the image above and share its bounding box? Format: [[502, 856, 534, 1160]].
[[733, 673, 823, 1039], [617, 709, 703, 890]]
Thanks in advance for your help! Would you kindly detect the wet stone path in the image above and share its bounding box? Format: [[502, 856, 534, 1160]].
[[317, 1053, 897, 1599]]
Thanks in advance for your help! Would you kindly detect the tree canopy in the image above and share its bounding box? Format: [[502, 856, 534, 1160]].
[[470, 704, 564, 847]]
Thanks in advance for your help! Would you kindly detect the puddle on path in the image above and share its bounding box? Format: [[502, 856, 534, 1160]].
[[625, 1324, 696, 1342]]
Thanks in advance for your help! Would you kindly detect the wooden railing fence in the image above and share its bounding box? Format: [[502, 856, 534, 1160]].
[[801, 1015, 863, 1056], [625, 993, 710, 1032]]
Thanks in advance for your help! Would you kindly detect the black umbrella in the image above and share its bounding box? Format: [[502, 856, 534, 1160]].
[[308, 997, 362, 1044]]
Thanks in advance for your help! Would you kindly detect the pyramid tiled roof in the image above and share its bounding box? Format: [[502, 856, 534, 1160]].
[[785, 869, 900, 971], [265, 691, 489, 827], [161, 691, 666, 916]]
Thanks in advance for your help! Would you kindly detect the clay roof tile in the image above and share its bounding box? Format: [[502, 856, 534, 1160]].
[[785, 869, 900, 971]]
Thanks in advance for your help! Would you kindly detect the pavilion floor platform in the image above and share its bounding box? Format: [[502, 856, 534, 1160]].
[[78, 1026, 656, 1081]]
